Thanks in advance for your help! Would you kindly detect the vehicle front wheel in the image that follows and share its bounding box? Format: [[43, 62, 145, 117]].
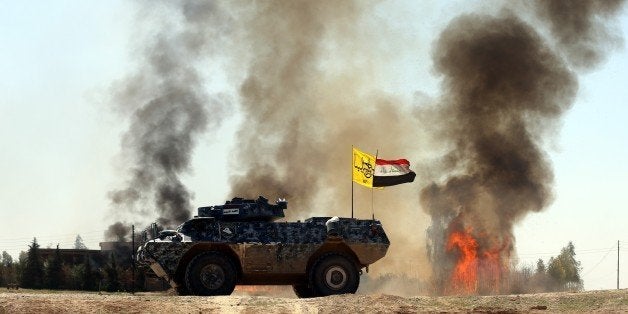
[[311, 254, 359, 296], [175, 283, 189, 296], [185, 252, 237, 296]]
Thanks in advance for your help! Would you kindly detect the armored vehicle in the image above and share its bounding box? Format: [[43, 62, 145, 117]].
[[136, 196, 390, 297]]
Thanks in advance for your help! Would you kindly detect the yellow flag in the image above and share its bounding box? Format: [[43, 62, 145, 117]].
[[352, 147, 375, 188]]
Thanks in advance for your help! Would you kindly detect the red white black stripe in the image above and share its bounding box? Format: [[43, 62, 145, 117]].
[[373, 159, 416, 187]]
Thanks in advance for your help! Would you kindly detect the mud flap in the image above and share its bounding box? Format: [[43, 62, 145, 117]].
[[149, 262, 179, 288]]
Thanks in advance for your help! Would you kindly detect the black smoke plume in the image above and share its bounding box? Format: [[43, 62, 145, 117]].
[[534, 0, 626, 70], [421, 1, 625, 294], [107, 2, 230, 232], [105, 222, 130, 242]]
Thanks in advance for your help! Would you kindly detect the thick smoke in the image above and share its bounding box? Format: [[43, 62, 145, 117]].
[[228, 1, 420, 212], [420, 13, 577, 294], [106, 1, 429, 280], [103, 0, 624, 296], [228, 1, 362, 209], [226, 0, 429, 278], [107, 1, 230, 233], [534, 0, 625, 70], [105, 222, 130, 242], [421, 1, 625, 294]]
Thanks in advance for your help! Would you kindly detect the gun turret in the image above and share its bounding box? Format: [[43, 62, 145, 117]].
[[196, 196, 286, 222]]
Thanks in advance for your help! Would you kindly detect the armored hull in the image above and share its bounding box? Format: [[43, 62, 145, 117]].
[[136, 197, 390, 297]]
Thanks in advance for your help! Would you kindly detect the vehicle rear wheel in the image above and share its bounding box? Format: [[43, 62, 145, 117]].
[[292, 283, 317, 298], [311, 254, 359, 296], [185, 252, 237, 296]]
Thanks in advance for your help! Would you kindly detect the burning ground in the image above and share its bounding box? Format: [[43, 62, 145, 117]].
[[420, 13, 578, 295], [105, 0, 626, 296]]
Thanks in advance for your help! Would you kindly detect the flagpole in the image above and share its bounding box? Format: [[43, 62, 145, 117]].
[[351, 145, 354, 219], [372, 149, 378, 220]]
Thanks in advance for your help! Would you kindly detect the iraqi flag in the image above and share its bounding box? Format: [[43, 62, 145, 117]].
[[373, 159, 416, 187]]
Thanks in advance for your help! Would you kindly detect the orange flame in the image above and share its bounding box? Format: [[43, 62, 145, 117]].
[[446, 227, 508, 295], [479, 247, 502, 293], [446, 228, 478, 293]]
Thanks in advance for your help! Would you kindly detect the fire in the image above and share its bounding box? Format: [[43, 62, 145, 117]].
[[446, 228, 478, 293], [479, 247, 503, 293], [445, 227, 508, 295]]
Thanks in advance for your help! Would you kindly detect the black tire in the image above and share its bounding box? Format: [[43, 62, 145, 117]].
[[292, 283, 318, 298], [175, 284, 189, 296], [310, 254, 359, 296], [185, 252, 237, 296]]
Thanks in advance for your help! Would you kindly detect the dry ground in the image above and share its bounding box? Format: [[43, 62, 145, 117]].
[[1, 288, 627, 313]]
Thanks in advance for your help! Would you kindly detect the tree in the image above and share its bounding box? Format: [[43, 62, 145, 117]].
[[80, 255, 97, 291], [74, 235, 87, 250], [2, 251, 13, 266], [535, 259, 546, 274], [45, 245, 64, 289], [547, 241, 583, 291], [104, 252, 121, 292], [21, 238, 45, 289], [16, 251, 27, 284], [1, 254, 17, 287], [0, 251, 12, 287], [66, 264, 83, 290]]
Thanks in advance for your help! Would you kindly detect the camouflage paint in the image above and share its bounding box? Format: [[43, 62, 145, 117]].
[[136, 198, 390, 287]]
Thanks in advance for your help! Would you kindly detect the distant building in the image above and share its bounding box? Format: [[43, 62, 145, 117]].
[[99, 242, 134, 266], [39, 248, 105, 269], [99, 242, 133, 252]]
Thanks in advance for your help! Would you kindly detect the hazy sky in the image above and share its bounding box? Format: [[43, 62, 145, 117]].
[[0, 1, 627, 291]]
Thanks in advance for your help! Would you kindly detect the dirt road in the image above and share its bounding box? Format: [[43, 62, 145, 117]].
[[1, 288, 626, 313]]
